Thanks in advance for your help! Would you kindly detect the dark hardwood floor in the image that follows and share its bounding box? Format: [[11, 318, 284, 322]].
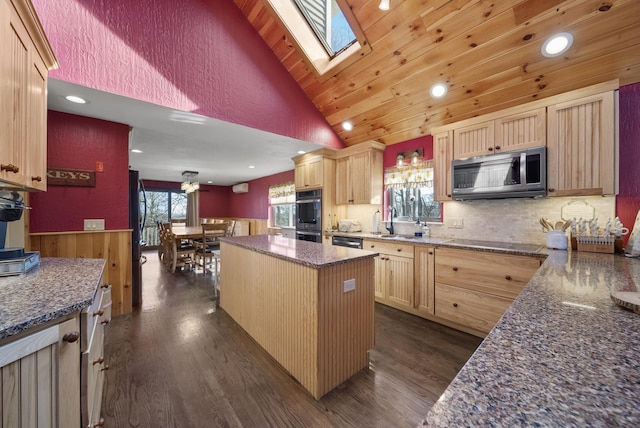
[[101, 250, 482, 427]]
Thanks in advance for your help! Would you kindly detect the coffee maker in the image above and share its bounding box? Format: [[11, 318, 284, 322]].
[[0, 191, 40, 275]]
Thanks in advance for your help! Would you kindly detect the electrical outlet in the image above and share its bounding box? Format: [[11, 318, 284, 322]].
[[84, 219, 105, 231], [343, 278, 355, 293], [446, 218, 464, 229]]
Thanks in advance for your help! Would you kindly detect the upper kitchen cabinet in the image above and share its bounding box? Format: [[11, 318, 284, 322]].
[[335, 141, 384, 205], [547, 89, 618, 197], [453, 108, 545, 159], [0, 0, 57, 191], [433, 131, 453, 202], [292, 148, 337, 191]]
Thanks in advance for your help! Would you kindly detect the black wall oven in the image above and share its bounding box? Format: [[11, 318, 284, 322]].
[[295, 189, 322, 243]]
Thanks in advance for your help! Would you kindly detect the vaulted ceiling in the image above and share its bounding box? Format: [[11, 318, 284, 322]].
[[233, 0, 640, 147]]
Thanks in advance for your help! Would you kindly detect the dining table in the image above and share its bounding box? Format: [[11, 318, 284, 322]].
[[162, 224, 227, 273]]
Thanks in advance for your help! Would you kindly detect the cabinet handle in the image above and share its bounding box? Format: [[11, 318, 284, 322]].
[[101, 319, 111, 325], [505, 275, 512, 281], [487, 147, 494, 151], [370, 245, 375, 249], [452, 303, 458, 308], [428, 251, 433, 255], [92, 357, 104, 365], [397, 248, 402, 252], [31, 176, 42, 182], [101, 283, 111, 289], [100, 365, 110, 372], [93, 309, 104, 317], [452, 267, 458, 271], [93, 417, 105, 427], [1, 164, 19, 173], [495, 145, 501, 150], [447, 194, 452, 198], [548, 188, 555, 193], [62, 331, 80, 343]]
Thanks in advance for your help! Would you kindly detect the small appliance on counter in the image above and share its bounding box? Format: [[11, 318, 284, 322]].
[[0, 190, 40, 276], [338, 219, 362, 233]]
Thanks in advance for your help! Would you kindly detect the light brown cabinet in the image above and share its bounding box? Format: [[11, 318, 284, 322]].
[[434, 247, 541, 335], [335, 142, 385, 205], [81, 282, 112, 428], [414, 246, 435, 315], [0, 0, 57, 190], [294, 155, 324, 190], [0, 316, 81, 427], [453, 108, 545, 159], [546, 90, 617, 196], [363, 239, 414, 311], [433, 131, 453, 201]]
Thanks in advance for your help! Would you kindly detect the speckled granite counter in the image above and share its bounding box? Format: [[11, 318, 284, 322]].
[[0, 257, 106, 341], [422, 250, 640, 427], [220, 234, 378, 267]]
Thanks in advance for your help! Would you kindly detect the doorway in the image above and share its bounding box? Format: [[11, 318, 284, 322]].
[[142, 189, 187, 248]]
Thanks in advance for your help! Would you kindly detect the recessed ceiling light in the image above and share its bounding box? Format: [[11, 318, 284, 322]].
[[65, 95, 86, 104], [542, 32, 573, 57], [297, 150, 306, 154], [131, 149, 143, 154], [249, 165, 255, 169], [378, 0, 390, 10], [430, 83, 447, 98], [342, 121, 354, 131], [207, 181, 213, 184]]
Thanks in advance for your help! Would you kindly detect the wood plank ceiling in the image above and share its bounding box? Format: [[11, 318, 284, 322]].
[[232, 0, 640, 147]]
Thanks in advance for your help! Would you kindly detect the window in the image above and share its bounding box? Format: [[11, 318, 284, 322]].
[[269, 182, 296, 227], [293, 0, 356, 57], [142, 189, 188, 247], [267, 0, 370, 76], [384, 161, 443, 223]]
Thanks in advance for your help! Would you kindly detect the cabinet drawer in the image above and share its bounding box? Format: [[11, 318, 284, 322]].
[[81, 283, 111, 352], [435, 283, 512, 334], [363, 240, 414, 258], [435, 248, 540, 299]]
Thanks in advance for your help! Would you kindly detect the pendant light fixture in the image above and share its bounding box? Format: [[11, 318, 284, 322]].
[[379, 0, 390, 11]]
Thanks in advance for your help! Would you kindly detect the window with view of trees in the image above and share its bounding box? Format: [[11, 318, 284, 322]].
[[384, 161, 443, 223], [269, 182, 296, 228]]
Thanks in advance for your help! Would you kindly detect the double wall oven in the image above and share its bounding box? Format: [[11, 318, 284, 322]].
[[295, 189, 322, 243]]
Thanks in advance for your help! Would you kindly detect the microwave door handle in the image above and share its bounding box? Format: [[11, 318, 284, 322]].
[[520, 153, 527, 187]]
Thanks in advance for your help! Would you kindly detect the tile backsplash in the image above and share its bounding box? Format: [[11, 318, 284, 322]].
[[429, 196, 616, 245], [344, 196, 616, 246]]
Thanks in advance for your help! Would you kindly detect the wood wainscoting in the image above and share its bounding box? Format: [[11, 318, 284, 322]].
[[29, 230, 132, 316]]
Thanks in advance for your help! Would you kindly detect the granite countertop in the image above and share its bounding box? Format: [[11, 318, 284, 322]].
[[0, 257, 106, 341], [220, 234, 378, 268], [423, 250, 640, 427]]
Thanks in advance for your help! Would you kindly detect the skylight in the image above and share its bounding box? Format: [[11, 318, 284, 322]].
[[267, 0, 370, 76], [293, 0, 356, 57]]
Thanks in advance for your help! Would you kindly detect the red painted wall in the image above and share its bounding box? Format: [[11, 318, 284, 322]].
[[32, 0, 343, 149], [29, 112, 129, 232], [616, 82, 640, 246], [228, 170, 295, 219], [382, 135, 434, 168]]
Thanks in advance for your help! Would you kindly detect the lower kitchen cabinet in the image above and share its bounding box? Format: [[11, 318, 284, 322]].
[[414, 246, 435, 315], [81, 282, 112, 428], [434, 247, 541, 335], [0, 316, 81, 427], [364, 240, 414, 311]]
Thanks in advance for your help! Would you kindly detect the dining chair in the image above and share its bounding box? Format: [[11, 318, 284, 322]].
[[194, 222, 227, 273]]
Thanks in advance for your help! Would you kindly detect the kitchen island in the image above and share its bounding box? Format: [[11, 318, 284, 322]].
[[422, 250, 640, 426], [219, 235, 378, 399]]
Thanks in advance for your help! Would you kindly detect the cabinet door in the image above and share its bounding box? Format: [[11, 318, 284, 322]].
[[373, 255, 385, 300], [435, 283, 512, 334], [0, 317, 80, 428], [294, 163, 307, 190], [306, 157, 323, 189], [453, 121, 494, 159], [414, 246, 435, 314], [433, 131, 453, 201], [386, 254, 414, 309], [547, 91, 617, 196], [349, 151, 371, 204], [335, 157, 350, 204], [1, 2, 30, 187], [494, 108, 545, 153], [25, 54, 48, 190]]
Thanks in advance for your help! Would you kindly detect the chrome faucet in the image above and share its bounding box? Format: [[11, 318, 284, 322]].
[[386, 206, 396, 235]]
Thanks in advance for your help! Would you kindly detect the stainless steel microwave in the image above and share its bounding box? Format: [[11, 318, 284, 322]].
[[451, 146, 546, 200]]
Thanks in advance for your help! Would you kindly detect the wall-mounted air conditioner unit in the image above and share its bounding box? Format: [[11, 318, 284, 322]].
[[232, 183, 249, 193]]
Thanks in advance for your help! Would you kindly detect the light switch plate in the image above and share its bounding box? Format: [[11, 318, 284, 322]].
[[84, 219, 105, 231], [343, 278, 356, 293]]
